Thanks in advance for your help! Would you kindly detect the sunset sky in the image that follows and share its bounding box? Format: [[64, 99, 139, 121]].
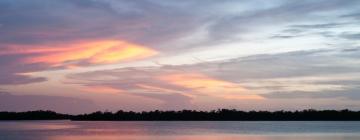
[[1, 0, 360, 114]]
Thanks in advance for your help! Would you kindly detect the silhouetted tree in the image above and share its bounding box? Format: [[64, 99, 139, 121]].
[[1, 109, 360, 121], [70, 109, 360, 121]]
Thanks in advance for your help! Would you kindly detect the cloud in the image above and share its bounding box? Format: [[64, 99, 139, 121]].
[[263, 87, 360, 100], [0, 0, 202, 47], [0, 54, 48, 85], [0, 73, 46, 85], [242, 73, 360, 97], [341, 12, 360, 20], [1, 40, 157, 66], [68, 47, 360, 103], [207, 0, 359, 40], [270, 23, 348, 39], [339, 32, 360, 40], [0, 0, 359, 72], [1, 0, 360, 110], [66, 67, 263, 109], [270, 35, 302, 39], [0, 92, 98, 114], [270, 21, 360, 41], [0, 40, 157, 85], [80, 85, 125, 94], [3, 0, 356, 54], [0, 0, 202, 85], [135, 92, 193, 110], [21, 40, 157, 66], [159, 73, 263, 100], [291, 23, 346, 29], [208, 49, 360, 80], [199, 48, 360, 100]]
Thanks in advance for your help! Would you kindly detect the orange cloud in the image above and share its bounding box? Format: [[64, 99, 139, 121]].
[[90, 43, 157, 64], [80, 86, 124, 94], [159, 73, 264, 100], [20, 40, 157, 67]]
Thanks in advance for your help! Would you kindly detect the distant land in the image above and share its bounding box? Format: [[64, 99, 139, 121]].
[[0, 109, 360, 121]]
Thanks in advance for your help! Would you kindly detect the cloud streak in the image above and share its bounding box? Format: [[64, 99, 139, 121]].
[[22, 40, 157, 66], [159, 73, 263, 100]]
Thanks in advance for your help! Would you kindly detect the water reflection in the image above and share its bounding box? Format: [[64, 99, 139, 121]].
[[0, 121, 78, 130], [48, 135, 266, 140], [47, 135, 360, 140], [0, 121, 360, 140]]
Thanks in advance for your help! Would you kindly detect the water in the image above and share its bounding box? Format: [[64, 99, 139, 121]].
[[0, 121, 359, 140]]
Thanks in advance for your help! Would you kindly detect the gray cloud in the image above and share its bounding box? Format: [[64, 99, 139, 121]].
[[208, 0, 360, 41], [0, 74, 46, 85], [0, 0, 202, 47], [342, 47, 360, 52], [0, 92, 98, 114], [270, 34, 302, 39], [0, 54, 48, 85], [195, 49, 360, 81], [2, 0, 358, 50], [263, 87, 360, 100], [341, 12, 360, 20], [291, 23, 346, 29], [207, 48, 360, 100], [340, 32, 360, 40], [270, 22, 356, 40]]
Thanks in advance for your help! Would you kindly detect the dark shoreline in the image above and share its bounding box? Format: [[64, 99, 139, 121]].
[[1, 109, 360, 121]]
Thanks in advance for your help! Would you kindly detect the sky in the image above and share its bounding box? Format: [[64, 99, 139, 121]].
[[1, 0, 360, 114]]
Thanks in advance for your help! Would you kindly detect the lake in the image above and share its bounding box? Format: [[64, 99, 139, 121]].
[[0, 121, 359, 140]]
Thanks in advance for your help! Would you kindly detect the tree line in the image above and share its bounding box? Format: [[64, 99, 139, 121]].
[[1, 109, 360, 121]]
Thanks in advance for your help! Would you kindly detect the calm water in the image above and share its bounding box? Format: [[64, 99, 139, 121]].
[[0, 121, 359, 140]]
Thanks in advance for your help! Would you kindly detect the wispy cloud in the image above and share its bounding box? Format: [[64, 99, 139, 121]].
[[80, 85, 125, 94], [159, 73, 263, 100], [22, 40, 157, 66], [67, 47, 360, 105]]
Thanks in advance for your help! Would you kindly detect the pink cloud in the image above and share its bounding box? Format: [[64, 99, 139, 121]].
[[21, 40, 158, 67]]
